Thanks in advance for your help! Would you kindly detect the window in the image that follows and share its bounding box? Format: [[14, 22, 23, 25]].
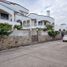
[[27, 20, 30, 27], [32, 19, 37, 26], [23, 21, 26, 27], [34, 20, 37, 26], [38, 21, 42, 26], [1, 13, 9, 20], [16, 20, 22, 25]]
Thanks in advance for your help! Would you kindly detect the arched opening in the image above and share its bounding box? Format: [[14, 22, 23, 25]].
[[23, 20, 30, 27], [0, 9, 9, 20], [16, 20, 22, 26]]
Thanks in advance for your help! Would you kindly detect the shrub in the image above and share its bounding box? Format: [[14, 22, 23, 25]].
[[14, 25, 22, 30], [48, 30, 59, 38], [43, 28, 47, 31], [46, 25, 53, 30], [0, 23, 12, 36]]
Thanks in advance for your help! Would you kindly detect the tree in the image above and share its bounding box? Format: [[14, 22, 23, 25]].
[[0, 23, 12, 37], [48, 30, 59, 38], [14, 25, 22, 30]]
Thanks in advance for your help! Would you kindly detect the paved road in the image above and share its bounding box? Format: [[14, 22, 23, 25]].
[[0, 40, 67, 67]]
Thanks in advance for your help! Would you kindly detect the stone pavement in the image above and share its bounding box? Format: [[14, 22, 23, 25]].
[[0, 40, 67, 67]]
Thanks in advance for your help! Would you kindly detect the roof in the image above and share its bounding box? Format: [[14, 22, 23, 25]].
[[29, 13, 54, 20], [22, 15, 31, 21], [28, 13, 54, 23], [0, 1, 29, 13]]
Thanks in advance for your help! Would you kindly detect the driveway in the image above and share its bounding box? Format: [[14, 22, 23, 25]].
[[0, 40, 67, 67]]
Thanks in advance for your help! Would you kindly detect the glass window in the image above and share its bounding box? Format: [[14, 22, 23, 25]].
[[38, 21, 42, 25], [1, 13, 9, 20]]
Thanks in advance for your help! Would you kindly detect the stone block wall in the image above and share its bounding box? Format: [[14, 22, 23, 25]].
[[0, 30, 61, 50], [0, 36, 31, 50], [38, 30, 61, 42], [0, 30, 31, 50]]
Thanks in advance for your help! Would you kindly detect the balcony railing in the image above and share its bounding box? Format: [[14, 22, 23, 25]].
[[23, 25, 46, 29], [0, 19, 19, 25]]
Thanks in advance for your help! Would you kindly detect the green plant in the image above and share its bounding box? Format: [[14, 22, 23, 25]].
[[14, 25, 22, 30], [48, 30, 59, 38], [43, 28, 47, 31], [46, 25, 53, 30], [0, 23, 12, 37]]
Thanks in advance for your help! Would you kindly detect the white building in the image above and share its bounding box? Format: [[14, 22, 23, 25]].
[[28, 13, 54, 29], [0, 1, 55, 29]]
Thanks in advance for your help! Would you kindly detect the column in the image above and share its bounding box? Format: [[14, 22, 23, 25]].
[[37, 20, 38, 28], [12, 14, 14, 22], [29, 19, 31, 29]]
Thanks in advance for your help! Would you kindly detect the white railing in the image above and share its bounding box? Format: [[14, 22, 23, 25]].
[[0, 19, 46, 29], [0, 19, 20, 26], [23, 25, 46, 29]]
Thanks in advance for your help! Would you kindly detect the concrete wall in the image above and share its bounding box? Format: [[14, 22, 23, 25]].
[[10, 30, 30, 36], [0, 30, 31, 50], [0, 30, 61, 50], [31, 29, 37, 35], [38, 30, 61, 42]]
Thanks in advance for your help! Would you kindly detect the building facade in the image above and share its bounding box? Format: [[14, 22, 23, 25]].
[[0, 1, 54, 29]]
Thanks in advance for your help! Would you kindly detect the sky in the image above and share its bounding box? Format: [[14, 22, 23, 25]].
[[7, 0, 67, 25]]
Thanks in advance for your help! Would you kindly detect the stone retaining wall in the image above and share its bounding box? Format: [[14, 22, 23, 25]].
[[38, 30, 61, 42], [0, 36, 31, 50], [0, 30, 61, 50]]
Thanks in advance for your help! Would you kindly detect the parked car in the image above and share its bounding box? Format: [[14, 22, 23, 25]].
[[63, 35, 67, 42]]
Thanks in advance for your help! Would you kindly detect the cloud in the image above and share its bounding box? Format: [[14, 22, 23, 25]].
[[7, 0, 67, 25], [50, 0, 67, 24]]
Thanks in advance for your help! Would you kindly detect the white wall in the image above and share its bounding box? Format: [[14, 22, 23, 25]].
[[15, 14, 23, 21], [1, 2, 29, 15], [10, 30, 29, 36], [0, 19, 19, 25], [28, 14, 54, 24], [0, 3, 14, 15], [0, 3, 15, 22]]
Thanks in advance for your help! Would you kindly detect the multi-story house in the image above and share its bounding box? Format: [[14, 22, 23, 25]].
[[28, 13, 54, 29], [0, 1, 54, 29]]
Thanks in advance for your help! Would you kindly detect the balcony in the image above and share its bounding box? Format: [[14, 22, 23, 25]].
[[0, 19, 19, 26], [23, 25, 46, 29]]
